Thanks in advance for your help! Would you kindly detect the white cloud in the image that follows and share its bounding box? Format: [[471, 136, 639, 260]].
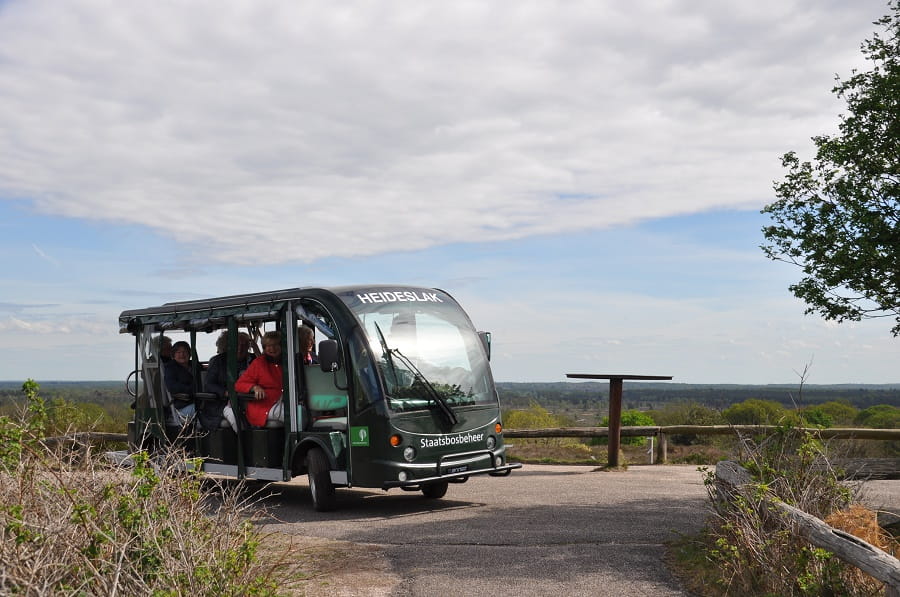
[[0, 0, 888, 265], [0, 315, 109, 336]]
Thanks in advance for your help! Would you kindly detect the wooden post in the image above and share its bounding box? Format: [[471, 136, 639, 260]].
[[608, 378, 623, 468], [656, 430, 668, 464]]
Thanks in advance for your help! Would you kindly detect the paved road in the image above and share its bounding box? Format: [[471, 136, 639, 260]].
[[256, 464, 711, 596], [252, 465, 900, 596]]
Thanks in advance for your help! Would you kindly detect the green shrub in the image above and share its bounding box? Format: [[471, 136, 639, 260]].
[[504, 402, 560, 429], [810, 400, 858, 426], [722, 399, 791, 425], [854, 404, 900, 429], [798, 406, 833, 428], [504, 401, 589, 453], [596, 409, 655, 446], [648, 401, 726, 445]]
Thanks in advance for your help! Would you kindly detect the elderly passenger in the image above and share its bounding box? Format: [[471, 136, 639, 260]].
[[200, 331, 254, 430], [223, 331, 283, 432], [164, 340, 195, 420]]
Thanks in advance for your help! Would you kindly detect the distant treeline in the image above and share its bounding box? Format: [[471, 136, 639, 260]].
[[1, 379, 898, 414], [0, 381, 127, 408], [496, 381, 900, 412]]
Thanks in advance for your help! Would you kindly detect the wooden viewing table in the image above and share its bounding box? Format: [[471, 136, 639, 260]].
[[567, 374, 673, 468]]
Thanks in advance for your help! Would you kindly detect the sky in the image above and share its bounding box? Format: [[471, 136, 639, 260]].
[[0, 0, 897, 386]]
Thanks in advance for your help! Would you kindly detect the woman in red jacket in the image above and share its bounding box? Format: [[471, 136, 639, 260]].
[[231, 331, 284, 429]]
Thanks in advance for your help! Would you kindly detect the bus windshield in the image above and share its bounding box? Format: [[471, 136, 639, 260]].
[[341, 289, 496, 413]]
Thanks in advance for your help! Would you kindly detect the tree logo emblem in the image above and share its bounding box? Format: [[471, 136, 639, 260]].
[[351, 426, 370, 447]]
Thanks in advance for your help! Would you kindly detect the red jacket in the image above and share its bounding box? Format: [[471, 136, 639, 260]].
[[235, 355, 283, 427]]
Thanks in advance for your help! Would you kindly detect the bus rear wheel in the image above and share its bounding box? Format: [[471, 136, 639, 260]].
[[307, 448, 336, 511], [421, 481, 448, 499]]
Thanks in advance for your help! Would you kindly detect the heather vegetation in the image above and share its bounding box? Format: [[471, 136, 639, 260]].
[[502, 394, 899, 466], [0, 381, 299, 596], [673, 426, 899, 595], [1, 379, 896, 467]]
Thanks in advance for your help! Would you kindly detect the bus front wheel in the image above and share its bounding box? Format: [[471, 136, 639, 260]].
[[307, 448, 336, 511], [421, 481, 448, 499]]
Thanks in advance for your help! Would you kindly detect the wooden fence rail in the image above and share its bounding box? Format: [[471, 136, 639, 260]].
[[41, 427, 899, 473], [504, 425, 900, 465], [42, 432, 128, 446], [716, 460, 900, 597]]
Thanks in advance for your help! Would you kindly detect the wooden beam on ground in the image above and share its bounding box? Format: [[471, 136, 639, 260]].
[[716, 461, 900, 596]]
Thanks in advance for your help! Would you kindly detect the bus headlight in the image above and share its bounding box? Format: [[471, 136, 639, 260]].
[[403, 446, 416, 462], [486, 436, 496, 450], [494, 455, 503, 467], [398, 471, 408, 482]]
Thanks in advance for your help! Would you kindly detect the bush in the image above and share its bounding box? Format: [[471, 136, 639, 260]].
[[854, 404, 900, 429], [810, 400, 858, 426], [722, 399, 791, 426], [798, 406, 833, 428], [598, 409, 655, 446], [504, 402, 560, 430], [0, 380, 286, 596], [690, 425, 898, 595], [648, 401, 726, 445], [504, 402, 596, 461]]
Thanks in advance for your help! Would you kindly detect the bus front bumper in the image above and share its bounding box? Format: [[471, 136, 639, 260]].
[[381, 449, 522, 489]]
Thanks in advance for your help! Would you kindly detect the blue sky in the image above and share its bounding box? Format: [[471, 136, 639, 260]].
[[1, 0, 897, 384]]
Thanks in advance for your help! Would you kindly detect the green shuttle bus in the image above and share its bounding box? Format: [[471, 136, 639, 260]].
[[119, 285, 520, 510]]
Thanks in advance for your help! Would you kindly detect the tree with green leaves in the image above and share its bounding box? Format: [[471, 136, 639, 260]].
[[600, 409, 655, 446], [722, 399, 790, 426], [761, 1, 900, 334], [854, 403, 900, 428]]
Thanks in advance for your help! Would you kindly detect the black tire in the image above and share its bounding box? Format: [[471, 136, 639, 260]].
[[421, 481, 448, 499], [307, 448, 336, 511]]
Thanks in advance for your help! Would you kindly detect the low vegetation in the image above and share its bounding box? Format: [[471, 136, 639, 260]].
[[0, 380, 300, 596], [671, 426, 899, 596], [503, 402, 600, 464], [503, 396, 898, 467], [2, 380, 896, 593]]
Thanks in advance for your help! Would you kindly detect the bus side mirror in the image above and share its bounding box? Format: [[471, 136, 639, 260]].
[[478, 331, 491, 361], [318, 339, 341, 372]]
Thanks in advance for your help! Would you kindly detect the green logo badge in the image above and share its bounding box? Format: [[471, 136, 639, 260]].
[[350, 426, 370, 447]]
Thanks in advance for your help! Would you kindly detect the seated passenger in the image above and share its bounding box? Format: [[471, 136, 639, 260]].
[[200, 331, 254, 430], [149, 335, 172, 363], [223, 331, 284, 432], [159, 335, 173, 363], [298, 324, 318, 365], [164, 341, 195, 420]]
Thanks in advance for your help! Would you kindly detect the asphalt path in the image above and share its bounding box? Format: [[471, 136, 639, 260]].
[[254, 464, 712, 596]]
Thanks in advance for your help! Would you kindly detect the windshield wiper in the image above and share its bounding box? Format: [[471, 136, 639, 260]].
[[391, 347, 459, 426], [373, 322, 401, 386], [373, 323, 458, 426]]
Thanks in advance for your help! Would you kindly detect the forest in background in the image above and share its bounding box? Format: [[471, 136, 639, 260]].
[[0, 379, 897, 430], [497, 381, 900, 417]]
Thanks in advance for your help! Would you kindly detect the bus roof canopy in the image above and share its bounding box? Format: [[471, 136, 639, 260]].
[[118, 287, 319, 334]]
